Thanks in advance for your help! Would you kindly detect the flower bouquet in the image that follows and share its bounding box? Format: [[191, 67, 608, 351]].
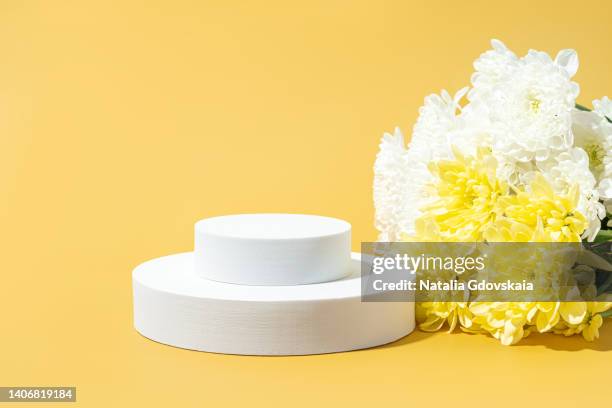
[[373, 40, 612, 345]]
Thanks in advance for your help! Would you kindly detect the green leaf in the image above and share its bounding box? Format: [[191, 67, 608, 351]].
[[594, 230, 612, 243], [575, 103, 591, 111], [575, 102, 612, 124], [578, 248, 612, 271], [599, 273, 612, 295]]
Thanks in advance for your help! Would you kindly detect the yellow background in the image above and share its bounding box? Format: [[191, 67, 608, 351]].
[[1, 1, 611, 406]]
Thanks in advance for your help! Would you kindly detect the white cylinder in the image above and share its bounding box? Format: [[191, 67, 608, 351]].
[[133, 252, 415, 355], [194, 214, 351, 285]]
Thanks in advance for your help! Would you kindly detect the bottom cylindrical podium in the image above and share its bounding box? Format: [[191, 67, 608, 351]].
[[133, 252, 414, 355]]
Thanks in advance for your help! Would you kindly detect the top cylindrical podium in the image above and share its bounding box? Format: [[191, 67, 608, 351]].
[[194, 213, 352, 285]]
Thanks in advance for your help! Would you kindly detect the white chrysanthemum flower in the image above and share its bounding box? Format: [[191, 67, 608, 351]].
[[375, 40, 608, 242], [593, 96, 612, 118], [469, 39, 520, 99], [572, 105, 612, 202], [410, 88, 467, 156], [411, 87, 496, 161], [537, 148, 606, 241], [469, 39, 579, 163], [373, 127, 412, 241], [374, 88, 478, 239]]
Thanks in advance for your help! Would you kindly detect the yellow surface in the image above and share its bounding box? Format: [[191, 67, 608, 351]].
[[1, 1, 611, 406]]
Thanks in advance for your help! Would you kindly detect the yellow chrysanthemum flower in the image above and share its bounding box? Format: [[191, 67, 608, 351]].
[[411, 147, 609, 345], [414, 146, 506, 242], [417, 302, 473, 332], [535, 302, 561, 332], [469, 302, 537, 345], [414, 148, 587, 243], [496, 173, 587, 242], [554, 300, 612, 341], [581, 313, 603, 342]]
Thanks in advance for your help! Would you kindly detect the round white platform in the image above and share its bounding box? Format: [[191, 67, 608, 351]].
[[133, 252, 415, 355], [194, 214, 351, 285]]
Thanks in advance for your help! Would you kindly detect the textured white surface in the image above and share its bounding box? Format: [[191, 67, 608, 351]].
[[194, 214, 351, 285], [133, 252, 415, 355]]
